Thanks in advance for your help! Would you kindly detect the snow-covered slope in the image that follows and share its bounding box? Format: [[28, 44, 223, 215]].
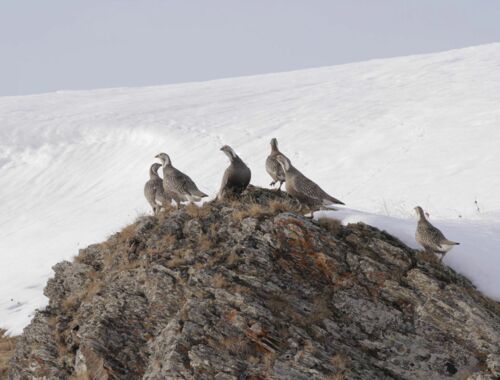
[[1, 44, 500, 334]]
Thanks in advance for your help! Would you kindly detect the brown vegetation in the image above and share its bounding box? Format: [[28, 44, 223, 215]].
[[0, 329, 16, 380], [317, 217, 343, 236], [232, 197, 301, 221]]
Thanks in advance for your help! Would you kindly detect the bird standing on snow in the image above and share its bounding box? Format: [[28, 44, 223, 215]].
[[217, 145, 251, 200], [414, 206, 459, 262], [266, 138, 286, 191], [144, 163, 171, 215], [155, 153, 208, 207], [275, 154, 345, 210]]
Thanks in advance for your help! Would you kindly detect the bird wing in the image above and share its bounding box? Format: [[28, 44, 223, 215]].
[[154, 180, 170, 204], [418, 221, 449, 250], [172, 168, 207, 197], [242, 164, 251, 188], [266, 155, 285, 181], [294, 171, 344, 205], [145, 179, 167, 205], [144, 181, 156, 203], [218, 167, 231, 197], [426, 222, 447, 242]]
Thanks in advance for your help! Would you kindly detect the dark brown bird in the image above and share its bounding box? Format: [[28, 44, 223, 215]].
[[275, 154, 345, 210], [265, 138, 286, 191], [217, 145, 251, 200], [415, 206, 459, 262], [155, 153, 208, 207], [144, 163, 171, 215]]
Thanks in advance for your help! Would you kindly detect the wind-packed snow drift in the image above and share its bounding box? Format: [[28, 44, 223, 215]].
[[1, 43, 500, 334]]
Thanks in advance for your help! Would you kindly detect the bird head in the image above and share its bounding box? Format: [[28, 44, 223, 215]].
[[220, 145, 237, 161], [155, 153, 171, 166], [270, 138, 278, 151], [414, 206, 425, 219], [150, 162, 162, 173]]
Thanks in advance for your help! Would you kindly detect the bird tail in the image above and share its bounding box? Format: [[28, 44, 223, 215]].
[[323, 197, 345, 206], [191, 189, 208, 198]]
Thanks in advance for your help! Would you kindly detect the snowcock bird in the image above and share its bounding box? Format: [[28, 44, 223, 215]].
[[265, 138, 286, 191], [414, 206, 459, 262], [217, 145, 251, 200], [155, 152, 208, 207], [275, 154, 345, 210], [144, 163, 171, 215]]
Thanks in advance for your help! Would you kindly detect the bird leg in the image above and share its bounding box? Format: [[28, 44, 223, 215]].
[[269, 180, 276, 187], [277, 181, 283, 192]]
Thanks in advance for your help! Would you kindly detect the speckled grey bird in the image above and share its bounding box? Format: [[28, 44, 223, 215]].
[[265, 138, 286, 191], [144, 163, 171, 215], [155, 153, 208, 207], [217, 145, 251, 200], [414, 206, 459, 262], [275, 154, 345, 210]]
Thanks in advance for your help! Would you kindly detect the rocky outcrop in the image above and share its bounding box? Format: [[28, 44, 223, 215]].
[[9, 187, 500, 379]]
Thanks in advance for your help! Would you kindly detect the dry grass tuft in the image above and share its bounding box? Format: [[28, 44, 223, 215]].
[[69, 372, 91, 380], [317, 217, 343, 236], [158, 234, 177, 250], [198, 234, 214, 251], [232, 197, 302, 221], [312, 252, 337, 279], [62, 291, 84, 312], [185, 203, 213, 218], [232, 203, 268, 220], [330, 353, 347, 370], [157, 202, 177, 216], [328, 353, 348, 380], [221, 336, 249, 355], [117, 224, 138, 243], [226, 250, 239, 266], [261, 351, 278, 374], [416, 249, 440, 264], [310, 295, 333, 322], [326, 375, 344, 380], [167, 248, 194, 268], [0, 329, 17, 380], [62, 272, 102, 312], [167, 256, 187, 269], [268, 199, 302, 214], [212, 273, 227, 288]]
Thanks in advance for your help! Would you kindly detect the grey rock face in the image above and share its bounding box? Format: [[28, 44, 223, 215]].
[[9, 188, 500, 380]]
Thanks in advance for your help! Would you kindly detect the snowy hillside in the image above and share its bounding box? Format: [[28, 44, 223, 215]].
[[1, 43, 500, 334]]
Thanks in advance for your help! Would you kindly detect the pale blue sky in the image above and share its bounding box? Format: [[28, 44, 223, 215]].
[[1, 0, 500, 96]]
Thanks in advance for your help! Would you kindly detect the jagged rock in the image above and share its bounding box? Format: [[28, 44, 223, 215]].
[[9, 187, 500, 379]]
